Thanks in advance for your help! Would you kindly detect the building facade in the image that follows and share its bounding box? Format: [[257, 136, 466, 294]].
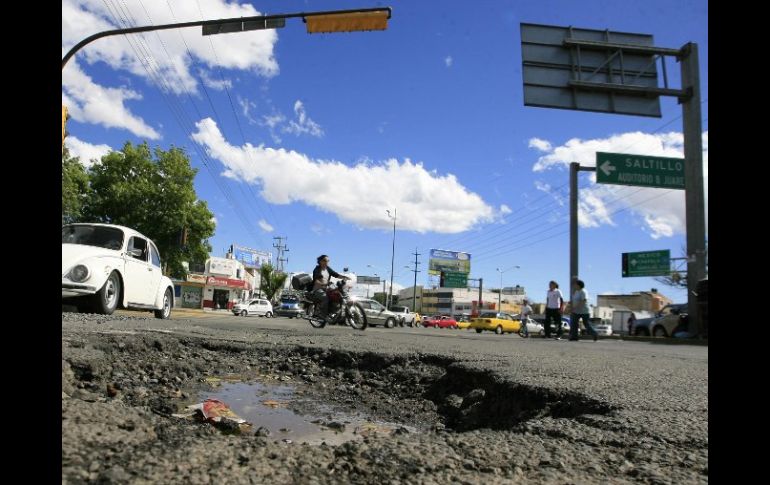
[[398, 286, 529, 319], [596, 289, 672, 314]]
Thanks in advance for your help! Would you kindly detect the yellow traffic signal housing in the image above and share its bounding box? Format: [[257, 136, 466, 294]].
[[305, 11, 388, 33], [62, 105, 69, 152]]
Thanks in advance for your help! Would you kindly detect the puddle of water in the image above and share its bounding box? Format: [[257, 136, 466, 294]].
[[197, 381, 413, 446]]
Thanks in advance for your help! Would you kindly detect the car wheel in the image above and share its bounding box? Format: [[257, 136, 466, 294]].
[[265, 311, 273, 318], [653, 326, 668, 337], [539, 329, 545, 336], [385, 318, 396, 328], [475, 328, 482, 333], [240, 310, 248, 317], [154, 288, 172, 319], [90, 271, 121, 315], [495, 325, 503, 335]]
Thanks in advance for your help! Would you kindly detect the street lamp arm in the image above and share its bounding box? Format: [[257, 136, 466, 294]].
[[62, 7, 392, 70]]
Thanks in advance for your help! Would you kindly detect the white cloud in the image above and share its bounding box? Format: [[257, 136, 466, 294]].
[[258, 219, 274, 232], [191, 118, 504, 234], [260, 113, 286, 143], [62, 62, 161, 139], [529, 131, 708, 238], [237, 96, 258, 124], [528, 138, 552, 152], [62, 0, 280, 135], [199, 69, 232, 91], [310, 224, 329, 235], [62, 1, 279, 92], [65, 136, 113, 168], [283, 101, 324, 138], [444, 56, 453, 67]]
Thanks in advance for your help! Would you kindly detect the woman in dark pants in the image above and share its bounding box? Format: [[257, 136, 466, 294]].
[[569, 279, 598, 341]]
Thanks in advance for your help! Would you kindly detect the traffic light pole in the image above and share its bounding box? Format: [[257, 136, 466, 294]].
[[62, 7, 392, 70]]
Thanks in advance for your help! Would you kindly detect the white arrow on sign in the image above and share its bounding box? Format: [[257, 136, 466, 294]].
[[599, 160, 616, 177]]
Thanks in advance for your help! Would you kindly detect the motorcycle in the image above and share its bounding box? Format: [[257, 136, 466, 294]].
[[292, 274, 367, 330]]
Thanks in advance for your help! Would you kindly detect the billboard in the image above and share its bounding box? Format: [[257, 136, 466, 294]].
[[428, 249, 471, 275], [231, 244, 272, 269]]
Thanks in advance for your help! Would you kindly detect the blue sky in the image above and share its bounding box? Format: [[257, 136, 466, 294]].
[[62, 0, 708, 305]]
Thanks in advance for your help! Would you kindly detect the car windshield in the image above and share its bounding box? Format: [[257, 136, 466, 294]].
[[62, 225, 124, 250]]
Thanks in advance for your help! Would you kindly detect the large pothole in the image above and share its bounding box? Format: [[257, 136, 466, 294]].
[[64, 334, 615, 443]]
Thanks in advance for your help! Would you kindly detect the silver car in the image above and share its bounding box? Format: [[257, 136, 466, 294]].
[[355, 298, 400, 328]]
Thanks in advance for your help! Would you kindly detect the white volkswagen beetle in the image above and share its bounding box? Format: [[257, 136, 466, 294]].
[[62, 223, 175, 318]]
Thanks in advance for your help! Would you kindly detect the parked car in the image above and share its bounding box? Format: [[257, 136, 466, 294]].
[[651, 303, 688, 337], [592, 321, 613, 336], [389, 305, 418, 327], [356, 298, 400, 328], [632, 316, 655, 336], [275, 295, 302, 318], [513, 315, 545, 336], [62, 223, 175, 318], [232, 299, 273, 317], [423, 315, 459, 329], [531, 315, 573, 335], [469, 312, 520, 335]]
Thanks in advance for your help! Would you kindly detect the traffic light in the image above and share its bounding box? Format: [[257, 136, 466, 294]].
[[305, 10, 389, 33]]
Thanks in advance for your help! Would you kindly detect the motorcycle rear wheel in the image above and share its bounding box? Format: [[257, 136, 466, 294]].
[[305, 304, 326, 328], [345, 302, 367, 330]]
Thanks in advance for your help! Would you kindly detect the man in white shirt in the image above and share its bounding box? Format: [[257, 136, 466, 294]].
[[545, 280, 565, 340]]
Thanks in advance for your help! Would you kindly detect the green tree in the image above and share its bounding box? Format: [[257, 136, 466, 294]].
[[61, 147, 90, 224], [259, 263, 288, 302], [83, 141, 215, 278]]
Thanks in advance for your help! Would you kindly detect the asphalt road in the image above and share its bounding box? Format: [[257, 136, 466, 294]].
[[63, 309, 708, 483]]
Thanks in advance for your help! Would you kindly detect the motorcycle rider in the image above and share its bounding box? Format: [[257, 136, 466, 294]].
[[312, 254, 350, 317]]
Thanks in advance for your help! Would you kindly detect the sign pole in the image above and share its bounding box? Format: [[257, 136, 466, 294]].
[[681, 43, 706, 338]]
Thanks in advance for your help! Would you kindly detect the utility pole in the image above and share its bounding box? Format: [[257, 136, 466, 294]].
[[409, 248, 421, 312], [467, 277, 484, 316], [386, 209, 397, 309], [273, 236, 289, 272]]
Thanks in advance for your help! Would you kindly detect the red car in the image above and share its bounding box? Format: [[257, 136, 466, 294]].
[[423, 315, 458, 329]]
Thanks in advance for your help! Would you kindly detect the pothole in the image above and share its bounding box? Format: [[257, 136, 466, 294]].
[[187, 380, 415, 445], [64, 334, 617, 442]]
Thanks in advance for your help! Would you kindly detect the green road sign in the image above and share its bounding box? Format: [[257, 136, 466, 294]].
[[622, 250, 671, 277], [596, 152, 685, 189], [442, 271, 468, 288]]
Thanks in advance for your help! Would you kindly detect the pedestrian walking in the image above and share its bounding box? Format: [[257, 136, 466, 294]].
[[569, 279, 598, 341], [544, 280, 565, 339], [519, 299, 533, 337]]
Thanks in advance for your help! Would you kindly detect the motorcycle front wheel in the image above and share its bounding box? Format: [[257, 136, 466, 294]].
[[345, 302, 367, 330]]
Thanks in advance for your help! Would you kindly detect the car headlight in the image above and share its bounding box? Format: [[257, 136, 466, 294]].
[[68, 264, 90, 282]]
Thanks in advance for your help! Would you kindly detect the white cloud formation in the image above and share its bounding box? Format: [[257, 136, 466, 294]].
[[444, 56, 453, 67], [283, 101, 324, 138], [237, 96, 258, 124], [65, 136, 113, 168], [199, 69, 232, 91], [62, 0, 280, 134], [529, 131, 708, 239], [258, 219, 274, 232], [62, 63, 161, 139], [529, 138, 552, 152], [191, 118, 504, 233]]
